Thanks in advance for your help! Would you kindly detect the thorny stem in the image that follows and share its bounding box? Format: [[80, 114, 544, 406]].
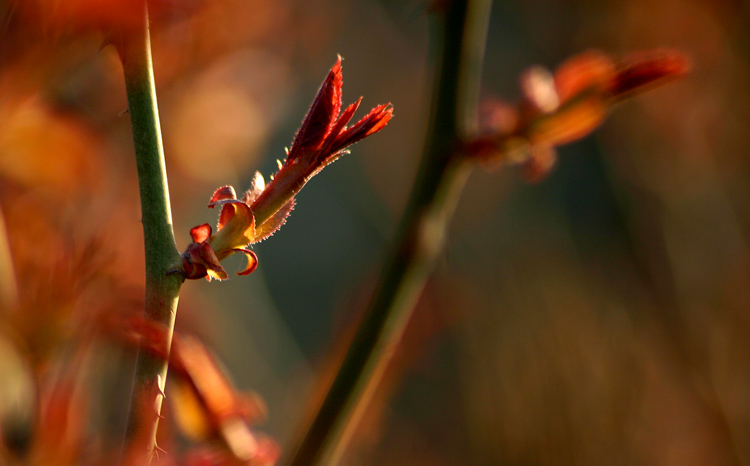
[[117, 2, 183, 462], [284, 1, 492, 465]]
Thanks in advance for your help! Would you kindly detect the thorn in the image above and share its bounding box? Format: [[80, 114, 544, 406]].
[[155, 376, 166, 399], [119, 108, 129, 117], [284, 147, 289, 155], [151, 442, 167, 462], [277, 159, 284, 169]]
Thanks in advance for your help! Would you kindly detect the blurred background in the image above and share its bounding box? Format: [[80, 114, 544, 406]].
[[1, 0, 750, 465]]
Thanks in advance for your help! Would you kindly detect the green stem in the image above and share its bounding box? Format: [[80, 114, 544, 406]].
[[117, 3, 183, 461], [283, 1, 492, 465]]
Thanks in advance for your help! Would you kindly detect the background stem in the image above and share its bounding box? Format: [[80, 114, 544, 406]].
[[284, 1, 492, 465], [118, 2, 183, 461], [0, 206, 18, 313]]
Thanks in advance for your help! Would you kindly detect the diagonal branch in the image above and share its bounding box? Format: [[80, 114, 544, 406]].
[[283, 1, 493, 465]]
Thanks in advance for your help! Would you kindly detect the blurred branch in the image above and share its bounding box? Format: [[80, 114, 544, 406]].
[[0, 205, 18, 312], [283, 1, 492, 465], [117, 2, 183, 461]]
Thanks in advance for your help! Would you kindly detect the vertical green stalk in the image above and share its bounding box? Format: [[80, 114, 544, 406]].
[[117, 2, 183, 460], [284, 1, 492, 465]]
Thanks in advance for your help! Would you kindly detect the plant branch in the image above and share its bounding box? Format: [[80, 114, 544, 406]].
[[283, 1, 492, 465], [117, 2, 183, 461], [0, 205, 18, 313]]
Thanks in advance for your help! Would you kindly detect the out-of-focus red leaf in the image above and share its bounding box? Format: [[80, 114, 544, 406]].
[[27, 344, 91, 466], [528, 92, 609, 147], [520, 66, 560, 114], [0, 97, 103, 196], [469, 48, 689, 181], [184, 439, 279, 466], [554, 51, 615, 103], [609, 49, 691, 100], [170, 335, 271, 462]]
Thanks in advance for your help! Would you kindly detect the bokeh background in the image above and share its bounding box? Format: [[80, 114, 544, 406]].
[[1, 0, 750, 465]]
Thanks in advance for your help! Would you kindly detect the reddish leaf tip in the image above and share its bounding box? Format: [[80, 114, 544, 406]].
[[289, 56, 346, 159], [333, 54, 343, 73], [209, 186, 237, 207], [610, 49, 691, 99], [365, 103, 393, 136], [190, 223, 212, 243], [233, 249, 259, 276]]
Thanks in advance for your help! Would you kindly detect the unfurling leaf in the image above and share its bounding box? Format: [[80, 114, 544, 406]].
[[180, 57, 393, 281]]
